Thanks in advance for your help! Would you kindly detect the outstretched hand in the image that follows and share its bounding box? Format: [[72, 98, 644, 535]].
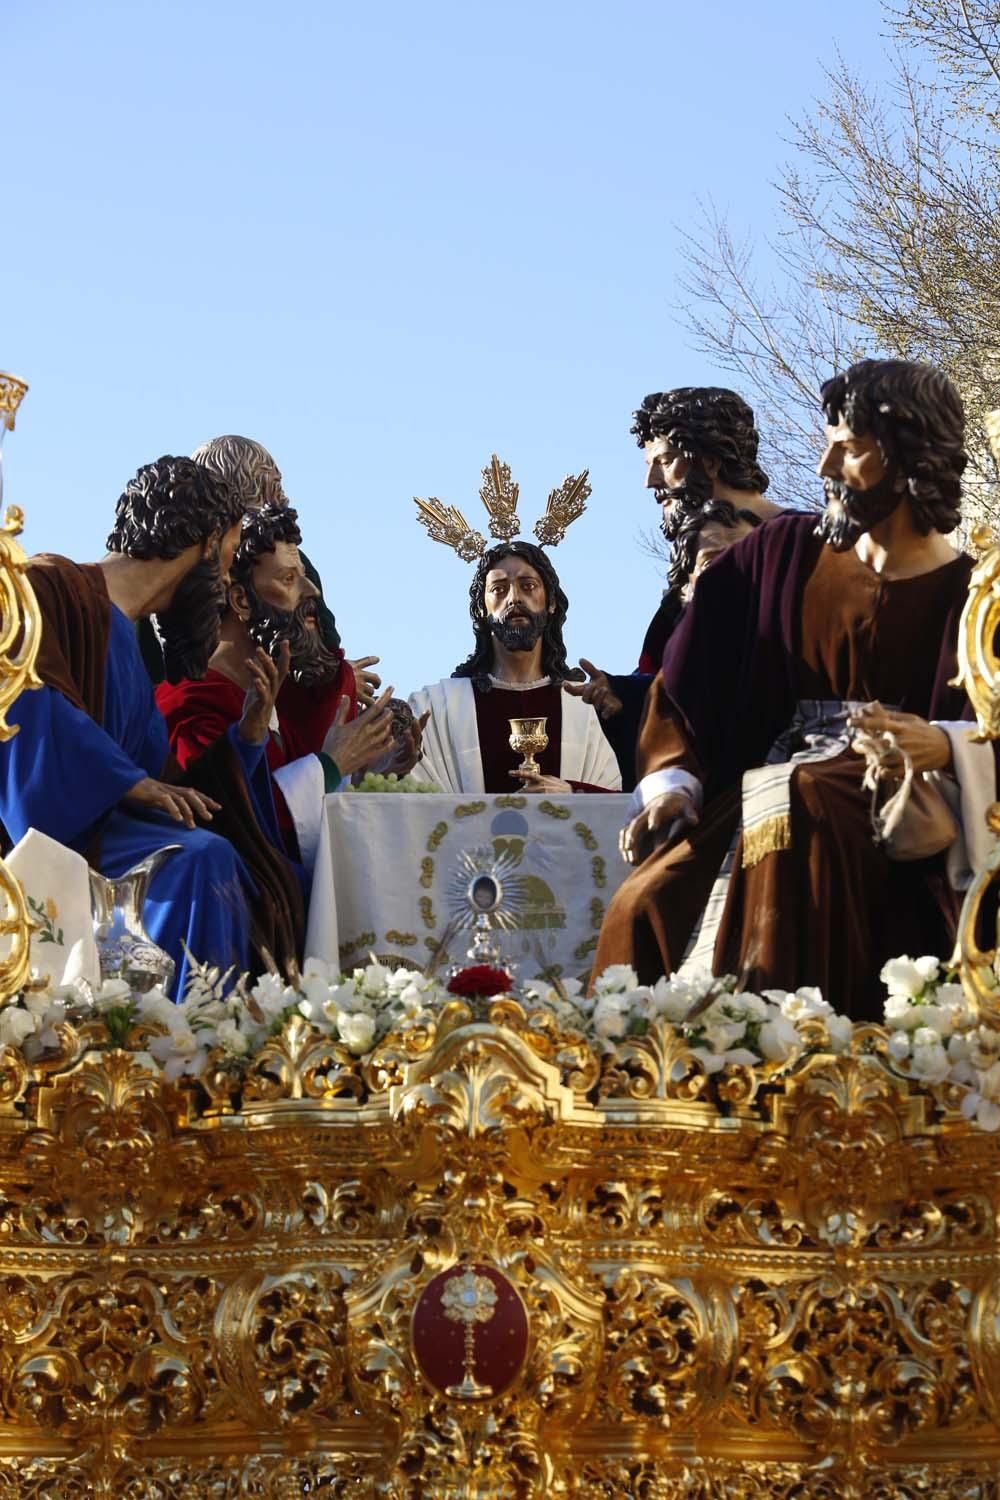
[[238, 642, 291, 745], [371, 710, 430, 776], [563, 658, 623, 720], [619, 789, 697, 866], [323, 685, 397, 775], [348, 655, 383, 709]]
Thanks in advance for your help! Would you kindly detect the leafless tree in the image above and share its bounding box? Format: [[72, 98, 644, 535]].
[[679, 0, 1000, 524]]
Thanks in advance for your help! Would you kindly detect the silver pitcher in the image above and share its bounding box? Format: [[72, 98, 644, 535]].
[[89, 845, 181, 992]]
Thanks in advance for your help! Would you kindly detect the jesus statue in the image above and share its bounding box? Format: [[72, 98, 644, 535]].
[[408, 540, 621, 794]]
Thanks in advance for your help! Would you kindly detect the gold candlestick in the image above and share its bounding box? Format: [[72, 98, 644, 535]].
[[508, 715, 548, 778]]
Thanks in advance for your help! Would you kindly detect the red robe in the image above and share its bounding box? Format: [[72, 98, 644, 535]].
[[156, 661, 357, 858]]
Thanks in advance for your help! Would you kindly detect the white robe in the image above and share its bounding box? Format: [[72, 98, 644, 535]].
[[407, 678, 622, 794]]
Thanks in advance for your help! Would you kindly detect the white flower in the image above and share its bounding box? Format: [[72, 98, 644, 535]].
[[976, 1060, 1000, 1101], [594, 964, 639, 995], [884, 994, 926, 1032], [214, 1018, 251, 1058], [881, 955, 938, 1000], [887, 1030, 912, 1060], [758, 1015, 801, 1062], [135, 989, 182, 1032], [975, 1098, 1000, 1131], [826, 1014, 854, 1053], [337, 1010, 376, 1055], [701, 1018, 745, 1054], [645, 976, 693, 1023], [0, 1006, 38, 1048], [301, 956, 338, 985], [148, 1026, 208, 1081], [773, 985, 832, 1021], [691, 1044, 758, 1075], [592, 997, 629, 1041], [909, 1003, 954, 1039], [251, 972, 298, 1021], [93, 978, 134, 1013], [909, 1032, 950, 1083], [357, 962, 390, 999], [728, 992, 769, 1022]]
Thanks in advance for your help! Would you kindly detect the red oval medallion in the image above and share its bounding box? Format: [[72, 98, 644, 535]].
[[412, 1262, 529, 1400]]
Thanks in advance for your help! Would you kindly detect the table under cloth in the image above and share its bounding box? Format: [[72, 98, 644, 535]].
[[304, 792, 632, 980]]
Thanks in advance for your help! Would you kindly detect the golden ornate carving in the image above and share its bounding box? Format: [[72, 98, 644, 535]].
[[533, 467, 591, 547], [0, 1012, 993, 1494], [478, 452, 520, 540], [0, 373, 28, 433], [415, 454, 589, 560], [0, 500, 43, 1000]]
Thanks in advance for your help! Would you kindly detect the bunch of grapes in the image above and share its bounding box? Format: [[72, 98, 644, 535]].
[[346, 773, 443, 793]]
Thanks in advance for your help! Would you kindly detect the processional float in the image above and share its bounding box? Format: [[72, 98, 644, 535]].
[[4, 393, 1000, 1496]]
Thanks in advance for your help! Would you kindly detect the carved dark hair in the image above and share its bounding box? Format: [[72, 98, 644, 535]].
[[230, 504, 303, 590], [666, 501, 761, 594], [105, 455, 243, 559], [819, 359, 966, 535], [630, 387, 769, 493], [452, 540, 571, 687]]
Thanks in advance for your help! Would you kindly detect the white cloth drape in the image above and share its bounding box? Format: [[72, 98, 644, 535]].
[[407, 678, 621, 793]]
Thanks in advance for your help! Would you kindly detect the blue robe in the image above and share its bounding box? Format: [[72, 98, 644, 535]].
[[0, 605, 264, 998]]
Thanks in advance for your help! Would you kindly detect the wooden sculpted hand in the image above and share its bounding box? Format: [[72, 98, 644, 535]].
[[348, 655, 383, 709], [848, 703, 953, 775], [619, 789, 697, 866], [323, 685, 396, 776], [124, 779, 221, 829], [563, 658, 623, 720], [370, 711, 430, 776], [238, 642, 290, 745]]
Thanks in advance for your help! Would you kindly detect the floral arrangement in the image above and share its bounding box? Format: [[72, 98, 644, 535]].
[[4, 950, 1000, 1130]]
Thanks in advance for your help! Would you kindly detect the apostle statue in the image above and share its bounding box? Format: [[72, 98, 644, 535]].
[[569, 388, 785, 788], [408, 539, 621, 794], [0, 457, 303, 996], [157, 502, 409, 871], [594, 359, 996, 1020]]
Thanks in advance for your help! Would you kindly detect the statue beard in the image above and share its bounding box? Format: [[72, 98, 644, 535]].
[[815, 469, 903, 551], [156, 554, 227, 684], [488, 602, 549, 654], [658, 461, 715, 544], [245, 589, 342, 686]]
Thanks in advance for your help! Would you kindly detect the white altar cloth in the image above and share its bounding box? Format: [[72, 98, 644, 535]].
[[305, 792, 631, 979]]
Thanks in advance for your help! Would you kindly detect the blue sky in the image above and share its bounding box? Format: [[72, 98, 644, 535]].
[[3, 1, 894, 692]]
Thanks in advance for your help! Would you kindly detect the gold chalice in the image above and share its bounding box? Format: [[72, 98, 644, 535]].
[[508, 716, 548, 779]]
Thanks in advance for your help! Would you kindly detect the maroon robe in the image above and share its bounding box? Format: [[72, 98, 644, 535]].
[[594, 513, 987, 1019]]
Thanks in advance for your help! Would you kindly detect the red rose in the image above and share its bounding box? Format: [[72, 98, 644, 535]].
[[446, 965, 513, 999]]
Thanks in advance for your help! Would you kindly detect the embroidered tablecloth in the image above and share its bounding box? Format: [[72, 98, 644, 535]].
[[305, 792, 631, 980]]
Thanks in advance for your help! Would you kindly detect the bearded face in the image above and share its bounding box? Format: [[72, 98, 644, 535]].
[[815, 469, 904, 551], [244, 585, 341, 685], [657, 462, 716, 544], [815, 416, 905, 551], [156, 551, 227, 684], [488, 599, 549, 652]]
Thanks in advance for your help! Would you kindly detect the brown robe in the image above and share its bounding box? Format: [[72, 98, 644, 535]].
[[594, 516, 983, 1020]]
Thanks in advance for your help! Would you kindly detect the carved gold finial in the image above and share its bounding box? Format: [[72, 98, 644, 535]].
[[0, 499, 42, 1000], [533, 469, 591, 547], [414, 496, 486, 562], [0, 506, 43, 741], [416, 455, 590, 561], [0, 373, 28, 434], [478, 455, 520, 540]]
